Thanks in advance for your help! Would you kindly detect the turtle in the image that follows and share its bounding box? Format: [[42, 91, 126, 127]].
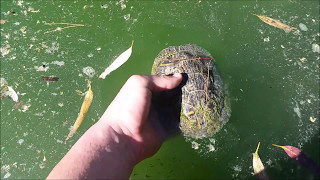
[[151, 44, 231, 139]]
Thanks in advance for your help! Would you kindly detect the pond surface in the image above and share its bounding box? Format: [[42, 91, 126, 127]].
[[1, 0, 319, 179]]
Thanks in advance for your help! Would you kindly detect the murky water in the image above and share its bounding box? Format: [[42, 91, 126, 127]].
[[1, 0, 319, 179]]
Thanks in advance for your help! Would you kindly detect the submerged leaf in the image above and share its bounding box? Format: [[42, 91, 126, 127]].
[[252, 142, 269, 180], [272, 144, 301, 159], [252, 13, 297, 32], [99, 40, 134, 79], [65, 80, 93, 142]]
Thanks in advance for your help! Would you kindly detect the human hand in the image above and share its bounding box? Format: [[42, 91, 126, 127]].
[[47, 74, 183, 179], [99, 73, 183, 163]]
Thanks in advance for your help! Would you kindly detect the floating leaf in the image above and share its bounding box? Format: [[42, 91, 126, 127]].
[[252, 13, 297, 32], [272, 144, 320, 177], [99, 40, 134, 79], [253, 142, 269, 180], [2, 86, 19, 102], [0, 20, 6, 24], [272, 144, 300, 159], [41, 76, 59, 82], [65, 80, 93, 142]]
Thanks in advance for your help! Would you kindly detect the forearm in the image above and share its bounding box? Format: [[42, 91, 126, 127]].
[[47, 121, 138, 179]]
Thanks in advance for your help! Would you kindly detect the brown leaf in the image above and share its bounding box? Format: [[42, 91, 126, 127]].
[[0, 20, 6, 24], [252, 14, 296, 32]]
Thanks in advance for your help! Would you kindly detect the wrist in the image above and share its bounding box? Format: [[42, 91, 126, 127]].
[[96, 119, 144, 164]]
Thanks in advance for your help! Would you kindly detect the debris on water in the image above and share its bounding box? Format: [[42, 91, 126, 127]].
[[191, 141, 199, 149], [121, 3, 126, 9], [65, 80, 93, 142], [19, 103, 30, 112], [17, 139, 24, 145], [4, 86, 19, 102], [13, 101, 24, 109], [124, 14, 131, 21], [0, 43, 11, 57], [0, 20, 6, 24], [41, 76, 59, 82], [307, 99, 311, 104], [96, 47, 101, 51], [58, 103, 64, 107], [76, 90, 84, 96], [298, 23, 308, 31], [20, 26, 27, 36], [0, 78, 8, 87], [293, 103, 301, 118], [101, 4, 109, 9], [209, 138, 216, 144], [87, 53, 93, 58], [252, 13, 297, 32], [299, 57, 307, 62], [51, 61, 65, 66], [27, 7, 40, 13], [310, 117, 316, 123], [207, 144, 215, 152], [3, 172, 11, 179], [263, 37, 270, 42], [34, 65, 49, 72], [44, 22, 85, 34], [281, 45, 285, 49], [252, 142, 269, 180], [45, 42, 60, 54], [82, 66, 95, 78], [312, 43, 320, 54], [17, 0, 24, 6], [99, 41, 134, 79]]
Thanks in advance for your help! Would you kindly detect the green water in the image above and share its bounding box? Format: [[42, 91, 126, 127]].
[[1, 0, 319, 179]]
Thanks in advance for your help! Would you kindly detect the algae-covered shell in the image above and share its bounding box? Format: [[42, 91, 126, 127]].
[[151, 44, 231, 138]]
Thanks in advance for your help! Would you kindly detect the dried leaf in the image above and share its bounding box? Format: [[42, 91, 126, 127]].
[[272, 144, 301, 159], [253, 142, 269, 180], [0, 20, 6, 24], [252, 13, 297, 32], [3, 86, 19, 102], [272, 144, 320, 177], [41, 76, 59, 82], [99, 41, 134, 79], [65, 80, 93, 142]]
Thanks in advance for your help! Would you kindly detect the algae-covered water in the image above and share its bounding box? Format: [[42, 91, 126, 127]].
[[1, 0, 319, 179]]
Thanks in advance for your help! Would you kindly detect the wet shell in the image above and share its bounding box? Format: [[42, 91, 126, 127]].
[[151, 44, 231, 138]]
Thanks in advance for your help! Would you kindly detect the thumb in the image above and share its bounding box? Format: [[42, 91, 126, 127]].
[[148, 73, 183, 92]]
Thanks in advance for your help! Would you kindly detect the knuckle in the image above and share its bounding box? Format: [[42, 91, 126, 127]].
[[127, 75, 147, 85]]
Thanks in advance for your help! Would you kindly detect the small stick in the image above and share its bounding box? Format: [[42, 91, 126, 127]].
[[44, 22, 85, 27], [205, 59, 212, 102], [44, 25, 83, 34]]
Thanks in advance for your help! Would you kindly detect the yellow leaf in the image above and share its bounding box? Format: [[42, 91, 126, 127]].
[[252, 142, 269, 180], [65, 80, 93, 142]]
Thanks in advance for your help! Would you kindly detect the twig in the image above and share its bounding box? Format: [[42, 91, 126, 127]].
[[205, 59, 212, 103], [45, 22, 85, 27], [44, 25, 83, 34], [44, 22, 85, 34]]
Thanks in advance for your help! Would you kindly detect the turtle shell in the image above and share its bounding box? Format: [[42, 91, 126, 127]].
[[151, 44, 231, 138]]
